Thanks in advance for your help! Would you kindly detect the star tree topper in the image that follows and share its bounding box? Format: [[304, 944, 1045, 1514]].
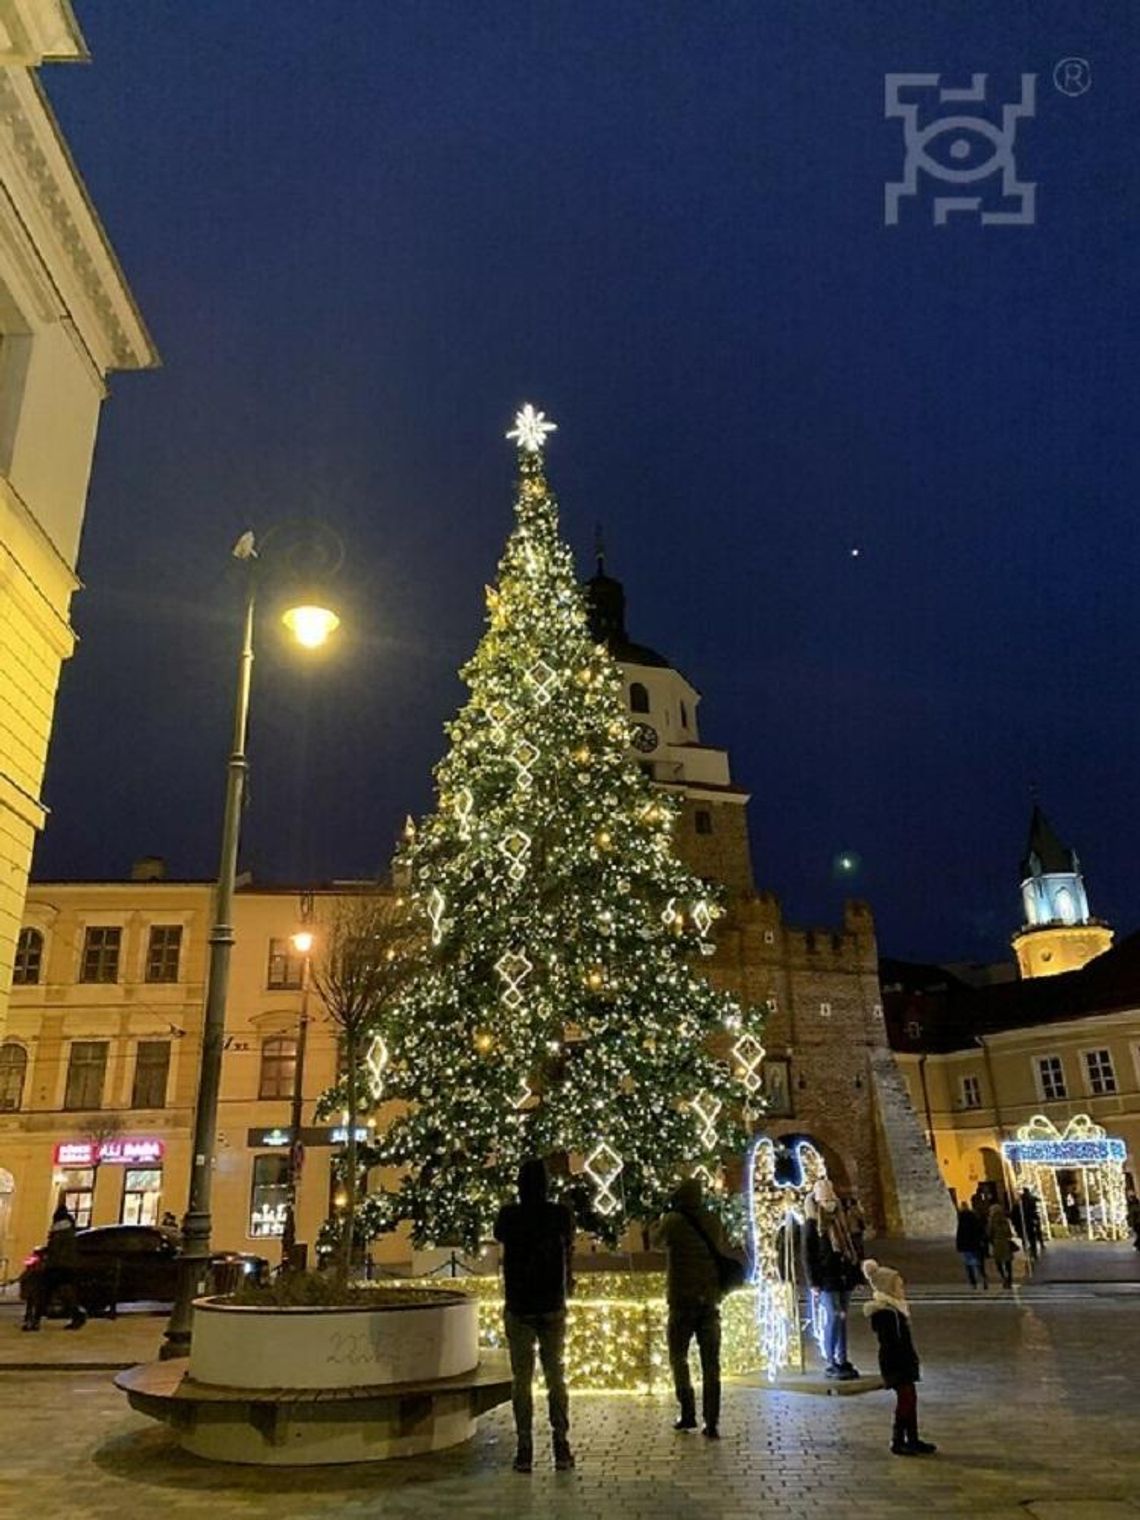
[[507, 403, 557, 453]]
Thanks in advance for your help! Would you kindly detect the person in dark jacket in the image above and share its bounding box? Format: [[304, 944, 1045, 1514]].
[[802, 1178, 862, 1379], [988, 1202, 1016, 1288], [28, 1203, 86, 1330], [1019, 1189, 1044, 1257], [955, 1205, 988, 1289], [493, 1158, 575, 1473], [862, 1259, 936, 1456], [652, 1176, 741, 1439]]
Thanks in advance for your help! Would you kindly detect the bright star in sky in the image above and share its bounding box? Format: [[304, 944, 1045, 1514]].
[[507, 404, 557, 452]]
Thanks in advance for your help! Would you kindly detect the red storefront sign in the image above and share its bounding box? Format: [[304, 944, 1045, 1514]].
[[53, 1137, 165, 1167]]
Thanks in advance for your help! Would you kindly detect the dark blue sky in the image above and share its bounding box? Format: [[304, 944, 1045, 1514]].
[[36, 3, 1140, 964]]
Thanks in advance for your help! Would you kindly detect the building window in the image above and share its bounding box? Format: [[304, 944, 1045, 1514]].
[[249, 1153, 290, 1237], [64, 1041, 108, 1111], [629, 682, 650, 714], [145, 925, 183, 983], [267, 938, 304, 990], [765, 996, 778, 1012], [13, 927, 43, 985], [1036, 1055, 1067, 1101], [1083, 1048, 1117, 1096], [0, 1041, 27, 1111], [819, 1002, 832, 1018], [694, 809, 713, 836], [638, 760, 655, 778], [905, 1019, 922, 1041], [258, 1037, 297, 1100], [121, 1167, 163, 1226], [763, 930, 775, 945], [80, 927, 121, 984], [680, 700, 689, 729], [59, 1168, 95, 1229], [131, 1040, 171, 1109], [961, 1074, 982, 1110]]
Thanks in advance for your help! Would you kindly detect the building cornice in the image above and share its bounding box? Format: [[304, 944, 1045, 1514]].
[[0, 67, 157, 373]]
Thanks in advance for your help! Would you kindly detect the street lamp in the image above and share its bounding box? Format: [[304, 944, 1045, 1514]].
[[161, 532, 339, 1359], [280, 922, 314, 1269]]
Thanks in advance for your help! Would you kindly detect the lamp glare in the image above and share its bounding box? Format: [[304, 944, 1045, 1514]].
[[283, 604, 340, 648]]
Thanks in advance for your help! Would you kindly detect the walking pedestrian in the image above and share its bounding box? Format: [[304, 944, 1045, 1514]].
[[493, 1157, 575, 1473], [955, 1205, 988, 1289], [1126, 1190, 1140, 1251], [988, 1202, 1016, 1289], [862, 1258, 937, 1456], [803, 1178, 863, 1379], [653, 1176, 742, 1439], [28, 1203, 86, 1330], [1020, 1188, 1045, 1256]]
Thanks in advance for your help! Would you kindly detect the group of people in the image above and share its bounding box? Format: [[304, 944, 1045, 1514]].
[[21, 1202, 87, 1332], [955, 1186, 1044, 1290], [493, 1159, 936, 1472]]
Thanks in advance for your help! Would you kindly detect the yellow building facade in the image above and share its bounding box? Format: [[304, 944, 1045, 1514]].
[[0, 877, 382, 1280], [0, 3, 156, 1041], [883, 955, 1140, 1219]]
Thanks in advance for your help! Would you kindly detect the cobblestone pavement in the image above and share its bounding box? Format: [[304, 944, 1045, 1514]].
[[1, 1292, 1137, 1520]]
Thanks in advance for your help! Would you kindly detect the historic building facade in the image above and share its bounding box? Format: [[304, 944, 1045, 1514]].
[[883, 807, 1137, 1212], [586, 562, 954, 1236], [0, 3, 155, 1041]]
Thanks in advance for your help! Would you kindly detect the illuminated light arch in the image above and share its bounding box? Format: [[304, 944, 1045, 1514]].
[[1001, 1113, 1129, 1242]]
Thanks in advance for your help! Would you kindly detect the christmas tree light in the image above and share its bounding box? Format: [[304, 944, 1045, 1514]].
[[350, 405, 763, 1250]]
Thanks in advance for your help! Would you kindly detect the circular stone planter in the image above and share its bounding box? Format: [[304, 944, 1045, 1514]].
[[189, 1289, 479, 1391], [115, 1289, 507, 1465]]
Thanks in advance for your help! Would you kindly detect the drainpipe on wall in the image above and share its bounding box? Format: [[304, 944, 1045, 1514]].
[[917, 1054, 937, 1155]]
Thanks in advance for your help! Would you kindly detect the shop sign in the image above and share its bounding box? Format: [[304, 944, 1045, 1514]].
[[246, 1125, 370, 1149], [54, 1137, 166, 1167]]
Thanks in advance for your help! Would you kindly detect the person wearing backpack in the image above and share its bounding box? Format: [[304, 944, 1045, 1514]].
[[653, 1176, 744, 1440]]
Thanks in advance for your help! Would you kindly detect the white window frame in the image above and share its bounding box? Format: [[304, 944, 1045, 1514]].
[[819, 1002, 832, 1018], [1035, 1053, 1067, 1102], [960, 1073, 982, 1110], [1081, 1047, 1117, 1097]]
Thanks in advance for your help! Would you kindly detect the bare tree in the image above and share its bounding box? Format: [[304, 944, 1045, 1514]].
[[310, 892, 417, 1283]]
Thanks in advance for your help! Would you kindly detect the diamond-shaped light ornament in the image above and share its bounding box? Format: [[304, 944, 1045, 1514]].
[[525, 659, 557, 706], [732, 1033, 766, 1095], [499, 828, 531, 883], [454, 786, 474, 840], [584, 1142, 624, 1217], [511, 737, 540, 789], [496, 949, 533, 1010], [427, 887, 446, 946], [692, 899, 713, 938], [365, 1034, 389, 1099], [690, 1091, 722, 1150]]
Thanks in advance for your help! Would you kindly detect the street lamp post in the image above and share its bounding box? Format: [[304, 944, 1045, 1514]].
[[280, 924, 314, 1269], [161, 535, 338, 1360]]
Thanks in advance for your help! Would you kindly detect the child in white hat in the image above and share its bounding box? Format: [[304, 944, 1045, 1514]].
[[862, 1259, 936, 1456]]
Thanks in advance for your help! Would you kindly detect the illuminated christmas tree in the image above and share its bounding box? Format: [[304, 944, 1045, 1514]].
[[363, 407, 763, 1250]]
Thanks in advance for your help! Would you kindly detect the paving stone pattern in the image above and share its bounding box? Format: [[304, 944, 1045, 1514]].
[[1, 1294, 1138, 1520]]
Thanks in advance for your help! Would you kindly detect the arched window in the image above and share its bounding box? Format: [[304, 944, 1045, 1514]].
[[1053, 886, 1076, 925], [629, 682, 650, 714], [0, 1042, 27, 1111], [13, 927, 43, 986]]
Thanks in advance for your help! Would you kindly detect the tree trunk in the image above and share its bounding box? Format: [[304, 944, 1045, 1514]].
[[340, 1031, 359, 1286]]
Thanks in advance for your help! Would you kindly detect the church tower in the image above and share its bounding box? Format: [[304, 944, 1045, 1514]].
[[1011, 804, 1113, 978], [584, 551, 754, 893]]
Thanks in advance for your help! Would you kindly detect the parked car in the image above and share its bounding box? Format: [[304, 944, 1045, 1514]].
[[19, 1224, 269, 1316]]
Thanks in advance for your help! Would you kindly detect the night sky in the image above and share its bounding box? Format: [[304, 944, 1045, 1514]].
[[34, 3, 1140, 965]]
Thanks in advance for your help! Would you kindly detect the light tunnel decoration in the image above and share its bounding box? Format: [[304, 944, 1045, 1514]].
[[746, 1136, 829, 1380], [1001, 1113, 1129, 1242]]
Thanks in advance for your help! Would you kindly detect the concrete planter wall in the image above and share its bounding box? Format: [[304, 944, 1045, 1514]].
[[189, 1290, 479, 1392]]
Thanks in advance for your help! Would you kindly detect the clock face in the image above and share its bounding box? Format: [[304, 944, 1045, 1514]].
[[631, 722, 659, 754]]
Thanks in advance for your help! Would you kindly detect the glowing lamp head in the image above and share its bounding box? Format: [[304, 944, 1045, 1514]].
[[282, 603, 340, 648], [290, 929, 314, 955]]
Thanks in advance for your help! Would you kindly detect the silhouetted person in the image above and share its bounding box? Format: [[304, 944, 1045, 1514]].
[[493, 1158, 575, 1473], [29, 1203, 86, 1330]]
